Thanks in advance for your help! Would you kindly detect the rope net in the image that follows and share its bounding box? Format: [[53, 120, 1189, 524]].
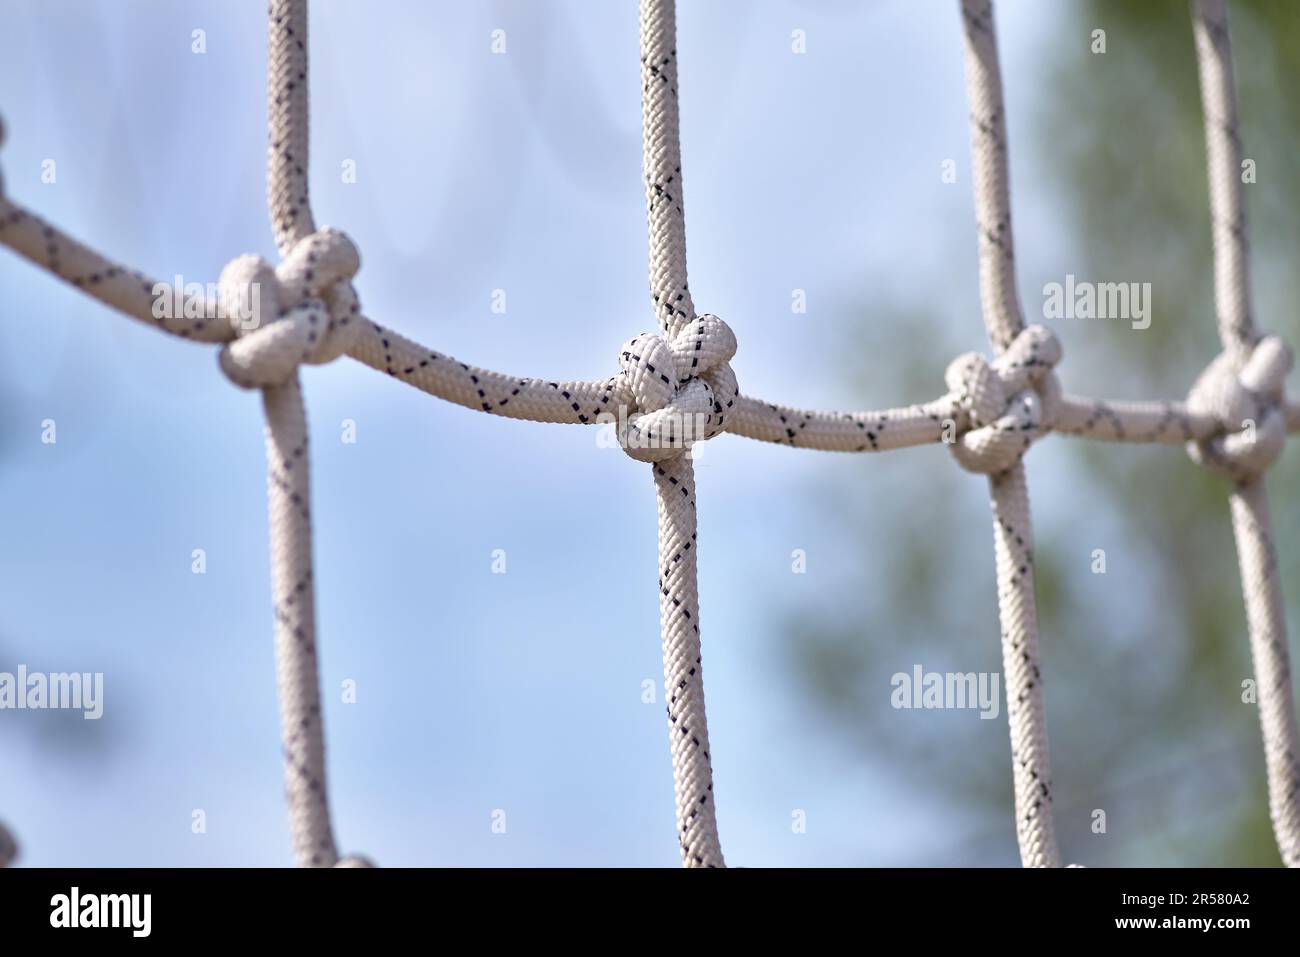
[[0, 0, 1297, 868]]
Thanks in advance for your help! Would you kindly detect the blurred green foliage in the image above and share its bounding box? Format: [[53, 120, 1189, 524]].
[[790, 0, 1300, 866]]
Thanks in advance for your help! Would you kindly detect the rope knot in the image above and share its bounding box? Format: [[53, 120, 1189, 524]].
[[611, 314, 739, 462], [217, 227, 363, 389], [943, 324, 1063, 475], [1185, 335, 1292, 481]]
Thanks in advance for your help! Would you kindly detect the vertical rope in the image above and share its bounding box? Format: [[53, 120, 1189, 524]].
[[263, 0, 340, 867], [1192, 0, 1300, 867], [2, 0, 1292, 872], [640, 0, 696, 343], [960, 0, 1024, 354], [639, 0, 725, 867], [269, 0, 317, 257], [988, 466, 1060, 867], [1228, 483, 1300, 865], [262, 382, 339, 867], [653, 457, 725, 866], [960, 0, 1061, 868], [1192, 0, 1256, 358]]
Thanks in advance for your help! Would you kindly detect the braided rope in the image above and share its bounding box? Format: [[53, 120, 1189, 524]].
[[0, 0, 1297, 867], [1193, 0, 1255, 358], [268, 0, 316, 254], [16, 188, 1296, 451], [220, 0, 344, 868], [1191, 0, 1300, 866], [957, 0, 1061, 869], [636, 0, 725, 867], [640, 0, 695, 344]]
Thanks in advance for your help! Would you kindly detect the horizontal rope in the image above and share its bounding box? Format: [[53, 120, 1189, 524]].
[[2, 0, 1299, 870], [7, 194, 1299, 454]]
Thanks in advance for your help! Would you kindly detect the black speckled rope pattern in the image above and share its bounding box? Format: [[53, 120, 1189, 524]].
[[1191, 0, 1299, 865], [1, 191, 1294, 450], [636, 0, 726, 866], [960, 0, 1062, 867], [0, 0, 1297, 868], [269, 0, 315, 255]]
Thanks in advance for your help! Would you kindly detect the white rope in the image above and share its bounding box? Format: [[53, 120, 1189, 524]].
[[1228, 482, 1300, 866], [958, 0, 1061, 868], [0, 0, 1297, 868], [1190, 0, 1300, 867], [217, 227, 366, 867], [256, 0, 378, 870], [225, 0, 343, 869], [633, 0, 726, 867], [613, 315, 738, 462], [944, 324, 1062, 475], [1192, 0, 1255, 358], [640, 0, 696, 345], [268, 0, 316, 255]]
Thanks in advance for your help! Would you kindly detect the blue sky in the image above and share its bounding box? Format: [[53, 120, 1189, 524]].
[[0, 0, 1148, 866]]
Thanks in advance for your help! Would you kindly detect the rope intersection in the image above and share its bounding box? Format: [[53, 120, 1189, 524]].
[[0, 0, 1296, 868]]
